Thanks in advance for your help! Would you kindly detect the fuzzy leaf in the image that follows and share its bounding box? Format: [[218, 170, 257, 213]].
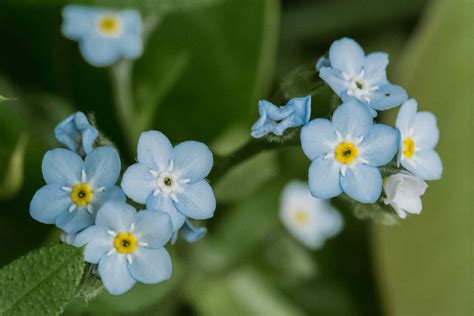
[[0, 244, 85, 316]]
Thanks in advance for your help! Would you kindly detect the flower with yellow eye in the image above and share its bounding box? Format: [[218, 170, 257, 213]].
[[396, 99, 442, 180], [30, 147, 124, 234], [301, 100, 399, 203], [74, 202, 173, 296], [280, 181, 343, 249], [61, 5, 143, 67]]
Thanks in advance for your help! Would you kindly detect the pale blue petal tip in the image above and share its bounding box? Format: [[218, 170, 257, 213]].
[[182, 220, 207, 243]]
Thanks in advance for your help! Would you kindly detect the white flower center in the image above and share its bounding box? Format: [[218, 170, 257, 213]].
[[149, 160, 190, 202], [324, 132, 368, 176], [342, 70, 378, 103]]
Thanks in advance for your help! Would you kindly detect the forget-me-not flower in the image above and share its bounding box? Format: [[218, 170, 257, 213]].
[[62, 5, 143, 67], [280, 181, 343, 249], [30, 147, 124, 233], [55, 112, 98, 155], [121, 131, 216, 232], [318, 38, 407, 117], [251, 96, 311, 138], [396, 99, 442, 180], [74, 202, 173, 295], [301, 100, 399, 203]]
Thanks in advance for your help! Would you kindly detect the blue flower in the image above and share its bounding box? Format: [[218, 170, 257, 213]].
[[301, 100, 399, 203], [74, 202, 173, 295], [121, 131, 216, 232], [62, 5, 143, 67], [55, 112, 99, 155], [317, 38, 408, 117], [30, 147, 124, 234], [396, 99, 442, 180], [251, 96, 311, 138]]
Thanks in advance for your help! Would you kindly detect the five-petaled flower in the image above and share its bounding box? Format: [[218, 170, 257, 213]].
[[30, 147, 124, 234], [62, 5, 143, 67], [74, 201, 173, 295], [301, 100, 399, 203], [396, 99, 442, 180], [121, 131, 216, 232], [318, 38, 407, 117], [55, 112, 98, 155], [383, 171, 428, 219], [280, 181, 343, 249], [251, 96, 311, 138]]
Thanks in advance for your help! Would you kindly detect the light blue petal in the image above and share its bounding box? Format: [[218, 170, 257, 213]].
[[175, 180, 216, 219], [363, 52, 388, 86], [137, 131, 173, 170], [369, 83, 408, 111], [42, 148, 83, 186], [61, 5, 97, 40], [319, 67, 347, 95], [332, 99, 373, 138], [402, 150, 442, 180], [74, 225, 113, 264], [92, 186, 126, 208], [251, 121, 275, 138], [172, 141, 213, 182], [396, 99, 418, 135], [99, 254, 136, 296], [360, 124, 399, 166], [146, 195, 186, 231], [134, 210, 173, 248], [182, 220, 207, 243], [55, 207, 94, 234], [55, 112, 99, 155], [341, 164, 382, 203], [274, 96, 311, 135], [118, 11, 143, 59], [413, 112, 439, 150], [328, 38, 365, 76], [79, 36, 122, 67], [121, 163, 156, 204], [301, 118, 337, 160], [85, 147, 121, 188], [315, 56, 330, 71], [120, 10, 142, 34], [308, 157, 342, 199], [30, 184, 71, 224], [129, 248, 172, 284], [95, 201, 136, 232]]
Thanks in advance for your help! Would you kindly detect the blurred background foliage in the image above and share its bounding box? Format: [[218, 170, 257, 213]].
[[0, 0, 471, 315]]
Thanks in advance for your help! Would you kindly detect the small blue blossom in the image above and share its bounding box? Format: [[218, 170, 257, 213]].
[[396, 99, 442, 180], [301, 100, 399, 203], [55, 112, 98, 155], [62, 5, 143, 67], [317, 38, 408, 117], [74, 202, 173, 295], [30, 147, 124, 234], [121, 131, 216, 232], [251, 96, 311, 138]]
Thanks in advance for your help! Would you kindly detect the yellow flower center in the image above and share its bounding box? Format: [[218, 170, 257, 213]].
[[113, 232, 137, 254], [70, 183, 94, 207], [403, 137, 415, 158], [293, 210, 308, 225], [97, 15, 121, 37], [335, 141, 358, 164]]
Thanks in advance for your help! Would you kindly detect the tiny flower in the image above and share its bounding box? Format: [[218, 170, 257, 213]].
[[280, 181, 343, 249], [74, 202, 173, 295], [301, 100, 399, 203], [62, 5, 143, 67], [30, 147, 124, 233], [383, 172, 428, 219], [55, 112, 99, 155], [318, 38, 407, 116], [251, 96, 311, 138], [396, 99, 442, 180], [181, 220, 207, 243], [121, 131, 216, 232]]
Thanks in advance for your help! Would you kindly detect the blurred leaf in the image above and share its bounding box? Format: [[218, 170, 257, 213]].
[[373, 0, 474, 315], [0, 244, 85, 316], [0, 134, 27, 200]]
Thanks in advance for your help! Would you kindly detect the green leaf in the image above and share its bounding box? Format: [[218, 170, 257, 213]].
[[0, 244, 85, 316], [0, 134, 27, 200]]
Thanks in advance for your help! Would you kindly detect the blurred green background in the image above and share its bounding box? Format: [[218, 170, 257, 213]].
[[0, 0, 472, 315]]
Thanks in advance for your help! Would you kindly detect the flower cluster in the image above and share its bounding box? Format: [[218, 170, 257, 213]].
[[252, 38, 442, 219], [30, 112, 216, 295]]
